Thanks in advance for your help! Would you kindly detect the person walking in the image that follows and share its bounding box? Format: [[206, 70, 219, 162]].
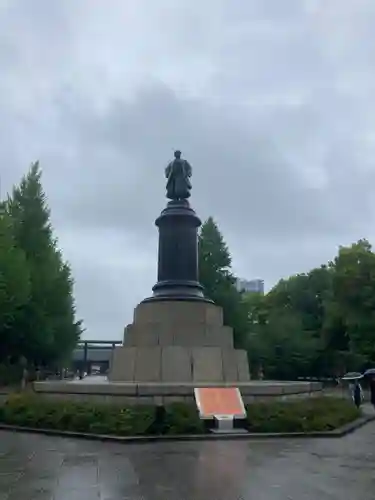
[[352, 379, 363, 409], [369, 376, 375, 410]]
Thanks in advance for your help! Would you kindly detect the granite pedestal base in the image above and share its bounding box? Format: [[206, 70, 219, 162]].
[[108, 300, 250, 383], [33, 301, 323, 405], [32, 380, 323, 405]]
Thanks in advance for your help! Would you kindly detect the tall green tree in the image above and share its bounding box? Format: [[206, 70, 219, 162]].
[[266, 265, 332, 336], [248, 243, 375, 378], [242, 291, 268, 329], [7, 162, 81, 366], [330, 239, 375, 361], [247, 311, 321, 380], [0, 210, 31, 361], [198, 217, 248, 347]]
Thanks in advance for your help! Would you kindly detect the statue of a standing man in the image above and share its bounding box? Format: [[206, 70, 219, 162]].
[[165, 150, 192, 200]]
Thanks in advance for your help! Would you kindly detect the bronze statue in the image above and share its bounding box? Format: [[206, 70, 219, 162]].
[[165, 150, 192, 200]]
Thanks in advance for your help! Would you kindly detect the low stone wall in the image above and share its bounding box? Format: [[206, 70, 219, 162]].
[[32, 380, 323, 406]]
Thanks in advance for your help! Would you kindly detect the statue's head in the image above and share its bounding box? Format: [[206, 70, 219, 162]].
[[174, 150, 182, 159]]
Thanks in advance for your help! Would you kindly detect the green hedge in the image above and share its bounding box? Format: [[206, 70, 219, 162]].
[[0, 396, 205, 436], [245, 397, 360, 432], [0, 395, 360, 436]]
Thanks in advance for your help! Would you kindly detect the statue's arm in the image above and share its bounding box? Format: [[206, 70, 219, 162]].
[[185, 161, 192, 177], [165, 164, 171, 178]]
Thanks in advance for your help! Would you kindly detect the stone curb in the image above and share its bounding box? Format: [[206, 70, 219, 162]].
[[0, 414, 373, 443]]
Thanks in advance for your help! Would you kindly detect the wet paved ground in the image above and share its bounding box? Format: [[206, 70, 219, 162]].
[[0, 418, 374, 500]]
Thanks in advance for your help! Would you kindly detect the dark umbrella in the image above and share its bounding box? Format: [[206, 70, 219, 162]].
[[341, 372, 363, 381], [363, 368, 375, 377]]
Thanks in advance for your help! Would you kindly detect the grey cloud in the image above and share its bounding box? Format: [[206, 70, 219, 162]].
[[1, 0, 375, 338], [49, 82, 374, 241]]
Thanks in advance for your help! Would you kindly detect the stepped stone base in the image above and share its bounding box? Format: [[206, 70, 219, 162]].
[[34, 300, 320, 406], [109, 300, 250, 383], [109, 346, 249, 383]]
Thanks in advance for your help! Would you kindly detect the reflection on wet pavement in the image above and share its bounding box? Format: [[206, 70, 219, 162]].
[[0, 419, 374, 499]]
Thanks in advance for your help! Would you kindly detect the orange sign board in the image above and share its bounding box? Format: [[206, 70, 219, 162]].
[[194, 387, 246, 418]]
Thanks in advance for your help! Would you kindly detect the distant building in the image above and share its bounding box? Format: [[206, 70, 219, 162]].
[[236, 278, 264, 294]]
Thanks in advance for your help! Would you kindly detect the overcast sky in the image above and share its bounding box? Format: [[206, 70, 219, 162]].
[[1, 0, 375, 340]]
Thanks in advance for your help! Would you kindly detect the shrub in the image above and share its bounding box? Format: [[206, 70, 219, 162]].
[[245, 397, 360, 433], [162, 403, 205, 435], [0, 395, 156, 436], [0, 394, 361, 436]]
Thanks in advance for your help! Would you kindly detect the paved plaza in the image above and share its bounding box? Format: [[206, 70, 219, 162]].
[[0, 419, 374, 500]]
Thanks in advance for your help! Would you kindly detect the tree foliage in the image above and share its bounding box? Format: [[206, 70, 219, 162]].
[[0, 162, 82, 371], [330, 239, 375, 360], [198, 215, 375, 380], [198, 217, 248, 348], [247, 240, 375, 379], [0, 211, 31, 361]]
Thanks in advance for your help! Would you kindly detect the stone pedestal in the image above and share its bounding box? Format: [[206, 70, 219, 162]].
[[108, 300, 250, 383], [33, 380, 323, 406], [106, 193, 250, 385], [143, 199, 212, 303]]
